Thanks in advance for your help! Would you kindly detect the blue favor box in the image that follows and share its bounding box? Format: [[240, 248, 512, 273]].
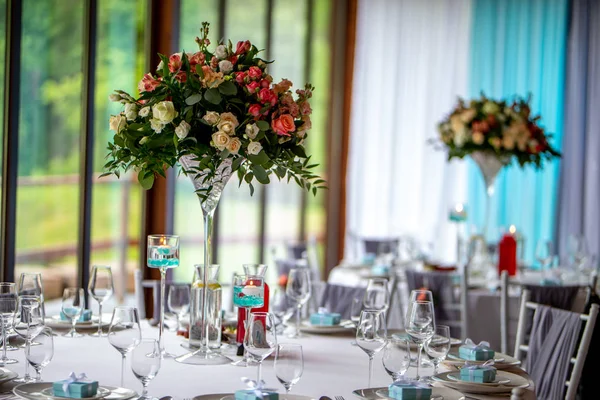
[[60, 309, 92, 322], [310, 311, 341, 326], [234, 390, 278, 400], [371, 264, 390, 276], [52, 380, 98, 398], [388, 381, 432, 400], [460, 365, 497, 383], [459, 344, 495, 361]]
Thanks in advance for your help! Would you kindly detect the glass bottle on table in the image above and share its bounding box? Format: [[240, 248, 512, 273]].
[[0, 282, 18, 365], [189, 265, 222, 350], [88, 265, 114, 337]]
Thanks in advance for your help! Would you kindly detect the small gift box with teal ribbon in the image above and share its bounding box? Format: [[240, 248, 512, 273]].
[[388, 378, 432, 400], [458, 338, 495, 361], [371, 264, 390, 276], [234, 378, 278, 400], [60, 309, 92, 322], [459, 360, 497, 383], [310, 307, 341, 326], [52, 372, 98, 398]]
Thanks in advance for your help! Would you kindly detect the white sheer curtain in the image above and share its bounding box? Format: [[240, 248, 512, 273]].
[[345, 0, 472, 263]]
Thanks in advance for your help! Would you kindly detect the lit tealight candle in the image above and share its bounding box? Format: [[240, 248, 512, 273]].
[[449, 203, 468, 222], [242, 283, 262, 297], [509, 225, 517, 235]]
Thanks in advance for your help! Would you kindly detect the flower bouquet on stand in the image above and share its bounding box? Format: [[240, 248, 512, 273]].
[[102, 22, 324, 365]]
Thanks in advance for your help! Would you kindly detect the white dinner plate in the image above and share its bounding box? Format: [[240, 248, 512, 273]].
[[0, 367, 18, 384], [352, 386, 465, 400], [44, 314, 112, 330], [299, 320, 355, 334], [391, 332, 462, 347], [14, 383, 113, 400], [443, 350, 521, 369], [193, 394, 315, 400], [41, 386, 111, 400], [446, 372, 510, 386], [432, 371, 529, 394], [50, 315, 96, 325]]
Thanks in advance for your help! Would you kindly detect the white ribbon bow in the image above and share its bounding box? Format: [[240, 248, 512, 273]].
[[62, 372, 88, 395], [241, 377, 276, 399], [463, 359, 495, 370], [464, 338, 491, 350], [391, 376, 430, 389], [317, 307, 329, 314]]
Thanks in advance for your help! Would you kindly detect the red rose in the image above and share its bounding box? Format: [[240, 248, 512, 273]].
[[246, 81, 260, 94], [235, 40, 251, 55], [271, 114, 296, 136], [248, 104, 262, 117], [257, 88, 277, 106], [229, 55, 238, 64], [188, 51, 205, 68], [260, 79, 270, 88], [168, 53, 182, 73], [248, 66, 263, 80], [234, 72, 246, 84]]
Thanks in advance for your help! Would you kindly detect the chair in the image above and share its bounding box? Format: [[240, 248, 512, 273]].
[[318, 283, 366, 320], [362, 237, 400, 257], [133, 270, 188, 325], [514, 290, 599, 400]]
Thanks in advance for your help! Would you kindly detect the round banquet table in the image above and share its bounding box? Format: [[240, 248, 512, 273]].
[[2, 322, 536, 400]]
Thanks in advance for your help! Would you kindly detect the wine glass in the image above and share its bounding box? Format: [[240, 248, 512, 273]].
[[17, 273, 45, 319], [25, 327, 53, 381], [535, 240, 553, 274], [0, 283, 18, 365], [61, 288, 85, 338], [147, 235, 180, 358], [363, 278, 390, 313], [13, 295, 45, 383], [275, 343, 304, 393], [131, 339, 161, 400], [405, 300, 434, 381], [168, 284, 191, 332], [285, 268, 312, 338], [245, 312, 277, 383], [232, 274, 264, 367], [108, 306, 142, 387], [356, 310, 387, 388], [382, 337, 411, 382], [424, 325, 451, 380], [569, 234, 589, 268], [350, 295, 363, 346], [88, 265, 115, 337]]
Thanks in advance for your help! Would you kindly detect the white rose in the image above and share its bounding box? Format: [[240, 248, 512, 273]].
[[152, 101, 178, 124], [212, 131, 231, 150], [247, 141, 262, 155], [218, 60, 233, 74], [245, 123, 259, 139], [218, 112, 239, 135], [175, 120, 191, 140], [227, 137, 242, 154], [203, 111, 220, 125], [109, 93, 121, 102], [215, 45, 228, 60], [124, 103, 138, 121], [453, 128, 466, 147], [139, 106, 150, 118], [109, 115, 127, 133], [150, 118, 164, 133]]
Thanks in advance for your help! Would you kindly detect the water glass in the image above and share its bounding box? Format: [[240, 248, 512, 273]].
[[245, 312, 277, 383], [0, 283, 17, 365], [108, 306, 142, 387], [13, 295, 45, 383], [405, 300, 434, 381], [168, 284, 191, 331], [356, 310, 387, 387], [382, 337, 410, 381], [424, 325, 451, 379], [535, 240, 553, 271], [131, 339, 161, 400], [363, 278, 390, 313], [285, 268, 311, 338], [88, 265, 115, 337], [61, 288, 85, 338], [25, 327, 53, 381], [275, 343, 304, 393], [18, 273, 45, 319]]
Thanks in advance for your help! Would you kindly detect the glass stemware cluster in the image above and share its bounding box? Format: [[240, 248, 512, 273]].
[[285, 268, 312, 338], [405, 290, 435, 381]]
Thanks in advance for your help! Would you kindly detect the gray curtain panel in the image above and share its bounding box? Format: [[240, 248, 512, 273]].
[[556, 0, 600, 259]]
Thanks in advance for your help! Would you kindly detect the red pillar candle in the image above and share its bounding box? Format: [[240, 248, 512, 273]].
[[498, 226, 517, 276], [236, 278, 269, 345]]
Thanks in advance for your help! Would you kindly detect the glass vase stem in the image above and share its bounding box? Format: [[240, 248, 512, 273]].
[[415, 343, 422, 380], [201, 208, 216, 352], [159, 268, 166, 355], [96, 303, 103, 336]]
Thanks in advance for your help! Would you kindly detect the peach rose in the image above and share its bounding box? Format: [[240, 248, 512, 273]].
[[271, 114, 296, 136]]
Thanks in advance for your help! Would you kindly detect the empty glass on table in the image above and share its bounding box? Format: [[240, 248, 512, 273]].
[[168, 284, 191, 332], [356, 310, 387, 388], [405, 300, 435, 381], [61, 288, 85, 338], [363, 278, 390, 313], [25, 327, 53, 381], [17, 273, 45, 322], [285, 268, 312, 338], [424, 324, 451, 380], [13, 295, 45, 383], [382, 337, 411, 382], [88, 265, 115, 337], [0, 282, 17, 365], [108, 306, 142, 387], [131, 338, 161, 400], [245, 312, 277, 383], [275, 343, 304, 393]]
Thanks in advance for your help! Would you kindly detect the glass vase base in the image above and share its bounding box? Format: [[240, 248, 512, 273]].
[[0, 358, 18, 365], [13, 376, 36, 383], [175, 348, 231, 365]]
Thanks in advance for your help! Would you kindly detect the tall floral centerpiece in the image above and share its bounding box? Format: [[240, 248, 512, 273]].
[[102, 23, 323, 364], [436, 95, 560, 239]]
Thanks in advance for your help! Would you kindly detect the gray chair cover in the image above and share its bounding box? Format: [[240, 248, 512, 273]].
[[286, 243, 307, 260], [275, 259, 297, 277], [525, 305, 582, 400], [318, 284, 366, 320], [363, 238, 399, 256], [524, 284, 580, 310]]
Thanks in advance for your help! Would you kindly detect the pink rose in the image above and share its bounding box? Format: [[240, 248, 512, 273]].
[[138, 73, 161, 93], [188, 52, 205, 67], [300, 101, 312, 116], [257, 88, 277, 106], [248, 104, 262, 117], [168, 53, 182, 73], [281, 93, 294, 106], [210, 56, 218, 69], [288, 103, 300, 118], [273, 79, 293, 94], [234, 72, 246, 84], [260, 79, 270, 88], [248, 66, 263, 80], [235, 40, 251, 55], [271, 114, 296, 136], [246, 81, 260, 94]]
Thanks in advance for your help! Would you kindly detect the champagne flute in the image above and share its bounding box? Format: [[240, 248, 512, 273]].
[[382, 337, 411, 382], [168, 284, 191, 332], [108, 306, 142, 388], [13, 296, 45, 383], [131, 339, 161, 400], [245, 312, 277, 383], [356, 310, 387, 387], [424, 325, 451, 380], [363, 278, 390, 313], [285, 268, 311, 338], [61, 288, 85, 338], [0, 283, 18, 365], [88, 265, 115, 337], [275, 343, 304, 393], [405, 300, 434, 381], [25, 327, 53, 381]]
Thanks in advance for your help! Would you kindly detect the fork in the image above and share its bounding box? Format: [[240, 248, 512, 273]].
[[335, 396, 345, 400]]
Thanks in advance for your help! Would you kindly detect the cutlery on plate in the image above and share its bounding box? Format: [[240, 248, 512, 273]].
[[335, 396, 345, 400]]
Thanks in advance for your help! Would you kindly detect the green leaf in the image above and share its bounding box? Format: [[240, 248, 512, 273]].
[[256, 120, 269, 131], [138, 171, 155, 190], [204, 88, 222, 105], [218, 81, 237, 96], [249, 182, 255, 196], [252, 165, 270, 184], [290, 145, 307, 158], [232, 157, 244, 171], [244, 172, 254, 183], [186, 93, 202, 105], [195, 64, 204, 78], [247, 151, 269, 165]]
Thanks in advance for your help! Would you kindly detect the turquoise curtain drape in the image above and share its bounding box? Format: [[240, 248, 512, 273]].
[[467, 0, 568, 265]]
